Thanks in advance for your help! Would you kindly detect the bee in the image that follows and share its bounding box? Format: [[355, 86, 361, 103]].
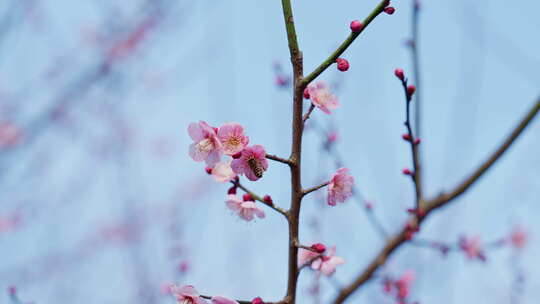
[[247, 158, 264, 178]]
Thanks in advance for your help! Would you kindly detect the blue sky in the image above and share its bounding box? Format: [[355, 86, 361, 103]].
[[0, 0, 539, 303]]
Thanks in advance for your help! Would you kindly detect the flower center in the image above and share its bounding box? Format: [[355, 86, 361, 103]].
[[226, 137, 241, 149], [196, 138, 214, 153]]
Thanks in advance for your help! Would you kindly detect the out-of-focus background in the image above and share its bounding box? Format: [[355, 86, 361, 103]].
[[0, 0, 539, 303]]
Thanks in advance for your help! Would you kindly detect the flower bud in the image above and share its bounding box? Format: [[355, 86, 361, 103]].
[[350, 20, 363, 32]]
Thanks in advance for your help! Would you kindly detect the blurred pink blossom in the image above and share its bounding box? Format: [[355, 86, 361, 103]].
[[170, 285, 207, 304], [306, 81, 340, 114], [327, 168, 354, 206], [211, 162, 237, 182]]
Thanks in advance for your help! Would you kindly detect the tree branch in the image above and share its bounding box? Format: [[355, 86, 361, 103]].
[[266, 153, 293, 166], [233, 181, 288, 218], [302, 181, 329, 197], [301, 0, 390, 87], [281, 0, 304, 303], [332, 96, 540, 304]]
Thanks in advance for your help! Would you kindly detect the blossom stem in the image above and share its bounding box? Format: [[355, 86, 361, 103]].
[[332, 96, 540, 304], [302, 103, 316, 123], [399, 77, 423, 210], [301, 0, 389, 87], [266, 153, 293, 166], [200, 295, 283, 304], [233, 181, 288, 217], [302, 181, 329, 197]]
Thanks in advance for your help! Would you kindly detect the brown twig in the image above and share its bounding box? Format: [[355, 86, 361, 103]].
[[266, 153, 293, 166], [332, 96, 540, 304], [302, 181, 329, 197], [233, 181, 288, 217]]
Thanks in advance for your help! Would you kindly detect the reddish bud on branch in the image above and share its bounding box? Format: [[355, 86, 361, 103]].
[[394, 68, 405, 80], [384, 7, 396, 15], [311, 243, 327, 253], [336, 58, 350, 72], [402, 168, 412, 175], [407, 85, 416, 97], [350, 20, 363, 33], [263, 195, 274, 206], [402, 133, 411, 141], [303, 88, 310, 99], [205, 167, 213, 175], [242, 193, 254, 201], [252, 297, 265, 304]]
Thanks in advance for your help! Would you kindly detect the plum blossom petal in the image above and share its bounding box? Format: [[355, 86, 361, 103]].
[[218, 122, 249, 155], [211, 162, 237, 182], [231, 145, 268, 181], [211, 296, 239, 304], [170, 285, 207, 304], [307, 81, 340, 114], [298, 248, 319, 267], [187, 121, 222, 166], [226, 195, 265, 221], [327, 168, 354, 206], [298, 245, 344, 276]]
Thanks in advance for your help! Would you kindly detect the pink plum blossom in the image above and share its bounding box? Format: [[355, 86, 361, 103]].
[[231, 145, 268, 181], [170, 285, 207, 304], [211, 162, 237, 182], [298, 245, 344, 276], [459, 235, 485, 260], [509, 226, 527, 249], [306, 81, 340, 114], [226, 195, 265, 221], [211, 296, 239, 304], [327, 168, 354, 206], [188, 121, 222, 166], [217, 122, 249, 155], [395, 270, 415, 300], [0, 121, 22, 148]]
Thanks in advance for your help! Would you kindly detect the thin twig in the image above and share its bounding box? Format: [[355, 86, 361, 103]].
[[302, 103, 316, 123], [200, 294, 283, 304], [398, 77, 423, 210], [332, 96, 540, 304], [233, 181, 288, 217], [303, 181, 329, 197], [266, 153, 293, 166], [301, 0, 390, 87]]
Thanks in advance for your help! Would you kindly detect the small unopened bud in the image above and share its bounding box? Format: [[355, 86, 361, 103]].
[[8, 286, 16, 295], [402, 168, 412, 175], [384, 6, 395, 15], [402, 133, 411, 141], [394, 68, 404, 80], [336, 58, 350, 72], [350, 20, 363, 33], [205, 167, 213, 175], [242, 193, 254, 201], [227, 186, 237, 195], [414, 138, 421, 145], [232, 152, 242, 159], [263, 195, 274, 206], [311, 243, 326, 253], [252, 297, 264, 304], [303, 88, 310, 99], [407, 85, 416, 97]]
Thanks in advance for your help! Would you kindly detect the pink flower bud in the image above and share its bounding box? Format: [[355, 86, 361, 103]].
[[311, 243, 326, 253], [384, 6, 395, 15], [414, 138, 421, 145], [350, 20, 363, 33], [402, 133, 411, 141], [303, 88, 310, 99], [242, 193, 254, 201], [394, 68, 404, 80], [336, 58, 350, 72], [227, 186, 237, 195], [252, 297, 264, 304], [402, 168, 412, 175], [8, 286, 16, 295], [407, 85, 416, 97], [263, 195, 274, 206], [232, 152, 242, 159], [205, 167, 213, 175]]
